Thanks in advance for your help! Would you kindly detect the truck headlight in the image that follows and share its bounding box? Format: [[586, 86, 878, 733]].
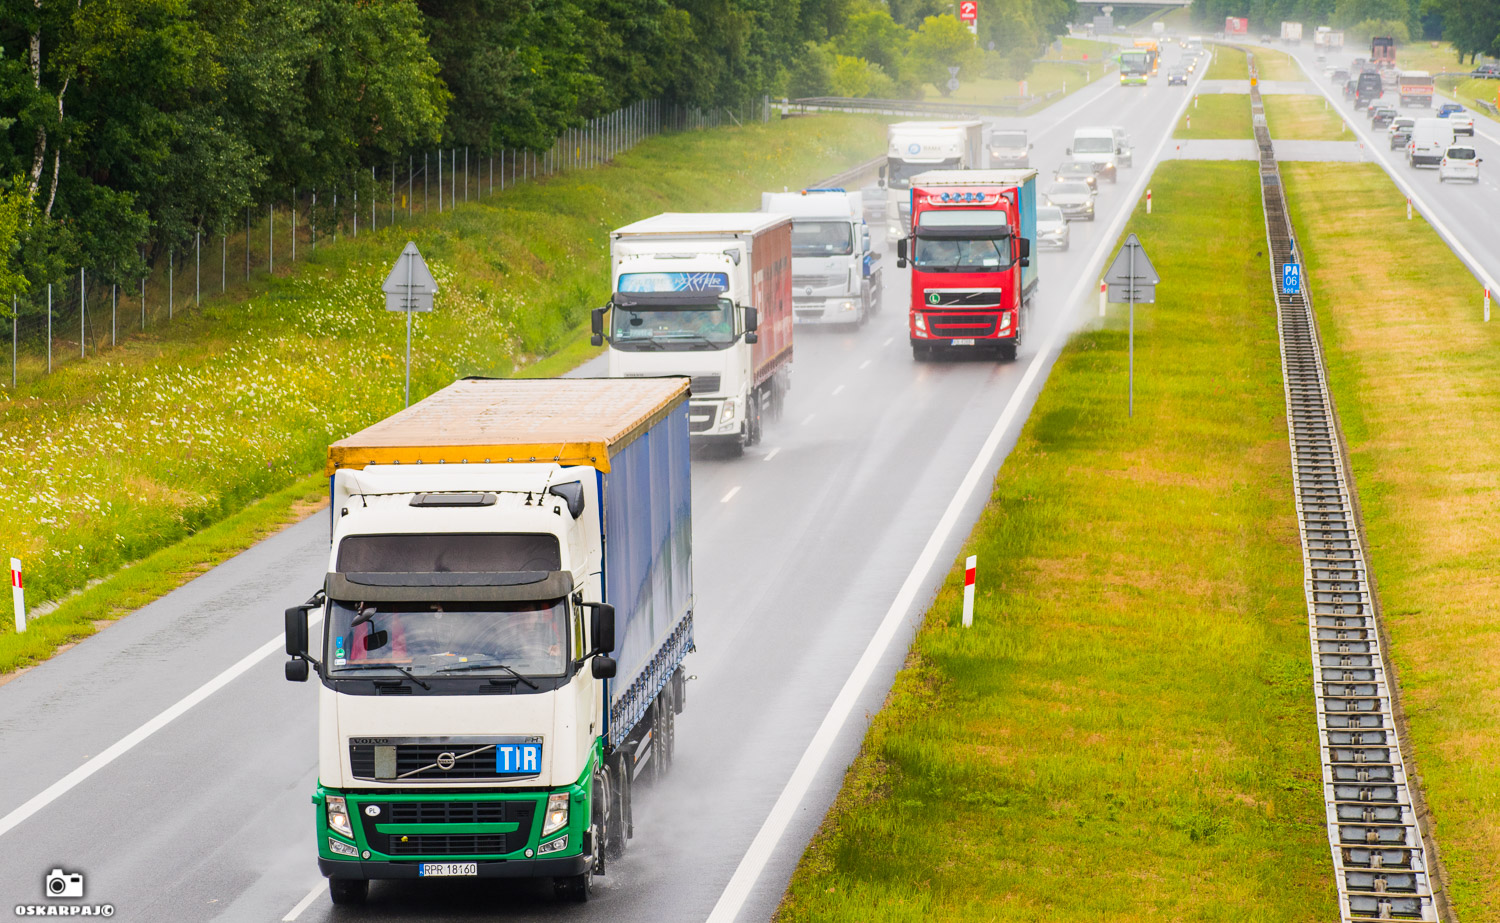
[[326, 795, 354, 839], [721, 399, 736, 421], [913, 313, 929, 337], [537, 835, 569, 855], [542, 793, 570, 836], [328, 837, 359, 857], [839, 300, 856, 313]]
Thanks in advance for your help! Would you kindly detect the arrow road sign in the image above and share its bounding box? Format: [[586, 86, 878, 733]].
[[1282, 262, 1302, 294], [383, 241, 438, 312], [1104, 233, 1160, 304]]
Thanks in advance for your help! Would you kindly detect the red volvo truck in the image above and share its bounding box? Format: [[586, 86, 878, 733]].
[[894, 169, 1038, 362]]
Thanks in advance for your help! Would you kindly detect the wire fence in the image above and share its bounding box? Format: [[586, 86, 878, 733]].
[[2, 97, 776, 389]]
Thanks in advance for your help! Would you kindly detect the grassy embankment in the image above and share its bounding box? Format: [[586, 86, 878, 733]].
[[1264, 95, 1350, 140], [1173, 94, 1252, 138], [1204, 44, 1249, 80], [944, 38, 1115, 110], [0, 114, 887, 675], [776, 160, 1336, 921], [1249, 47, 1305, 82], [1283, 162, 1500, 918]]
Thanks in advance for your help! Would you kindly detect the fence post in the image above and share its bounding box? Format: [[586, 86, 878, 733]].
[[47, 283, 52, 373], [197, 230, 202, 304], [438, 150, 443, 212], [353, 190, 357, 238], [12, 294, 18, 388], [464, 146, 469, 201], [111, 284, 116, 347], [141, 275, 146, 330], [169, 251, 174, 320], [222, 230, 227, 292], [452, 148, 457, 205], [245, 207, 251, 279], [292, 191, 298, 262], [80, 267, 86, 359]]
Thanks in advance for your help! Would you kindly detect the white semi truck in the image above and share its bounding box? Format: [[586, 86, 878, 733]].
[[761, 188, 882, 327], [1281, 21, 1303, 44], [881, 120, 985, 242], [285, 376, 695, 905], [593, 213, 794, 454]]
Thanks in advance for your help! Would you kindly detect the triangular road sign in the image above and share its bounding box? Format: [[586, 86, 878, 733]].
[[383, 241, 439, 312], [1102, 233, 1159, 286]]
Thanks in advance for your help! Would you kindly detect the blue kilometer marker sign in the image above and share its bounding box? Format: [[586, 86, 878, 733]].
[[1282, 262, 1302, 295]]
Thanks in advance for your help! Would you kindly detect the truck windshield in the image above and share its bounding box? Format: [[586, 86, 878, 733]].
[[1073, 136, 1114, 153], [990, 132, 1026, 148], [791, 221, 853, 256], [913, 237, 1012, 272], [326, 598, 570, 678], [888, 157, 960, 189], [610, 298, 736, 351]]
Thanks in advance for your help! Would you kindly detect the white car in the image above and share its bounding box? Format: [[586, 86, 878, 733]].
[[1446, 112, 1475, 136], [1438, 145, 1482, 183], [1036, 205, 1071, 250]]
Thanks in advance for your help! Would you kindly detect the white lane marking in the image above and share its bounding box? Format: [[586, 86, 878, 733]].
[[831, 384, 845, 396], [881, 337, 894, 347], [0, 611, 323, 841], [282, 882, 324, 922], [720, 486, 741, 504], [1289, 56, 1500, 294], [801, 414, 815, 425], [858, 359, 872, 370], [762, 448, 781, 462], [704, 77, 1199, 923]]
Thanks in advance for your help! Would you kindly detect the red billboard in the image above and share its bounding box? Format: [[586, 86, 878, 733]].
[[959, 1, 977, 23], [1225, 16, 1248, 35]]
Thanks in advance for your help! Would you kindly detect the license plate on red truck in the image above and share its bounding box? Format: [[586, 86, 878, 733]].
[[950, 338, 976, 346]]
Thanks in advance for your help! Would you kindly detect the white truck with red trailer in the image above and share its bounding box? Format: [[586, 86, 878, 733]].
[[593, 213, 793, 454]]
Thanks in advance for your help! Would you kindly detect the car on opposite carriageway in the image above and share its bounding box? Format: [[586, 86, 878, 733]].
[[1168, 66, 1188, 85], [1053, 160, 1098, 190]]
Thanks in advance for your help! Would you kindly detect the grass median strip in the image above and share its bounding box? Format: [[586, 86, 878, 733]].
[[1205, 44, 1249, 80], [1264, 95, 1350, 141], [1248, 47, 1303, 83], [1174, 94, 1252, 139], [1282, 162, 1500, 919], [0, 114, 886, 675], [776, 161, 1335, 921]]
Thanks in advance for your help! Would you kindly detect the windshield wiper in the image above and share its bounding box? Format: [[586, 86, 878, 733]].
[[433, 659, 539, 688], [333, 661, 432, 690], [656, 333, 720, 348]]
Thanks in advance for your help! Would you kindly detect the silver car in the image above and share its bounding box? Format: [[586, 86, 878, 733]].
[[1046, 181, 1096, 221], [1036, 205, 1070, 250]]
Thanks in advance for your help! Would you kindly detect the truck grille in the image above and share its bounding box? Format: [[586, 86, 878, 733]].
[[927, 312, 999, 338], [923, 290, 1003, 308], [689, 374, 721, 395], [349, 742, 533, 781], [688, 403, 717, 433], [359, 799, 537, 858], [794, 273, 845, 290]]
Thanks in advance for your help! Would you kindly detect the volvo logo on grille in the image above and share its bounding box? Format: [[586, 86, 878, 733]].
[[436, 752, 457, 771]]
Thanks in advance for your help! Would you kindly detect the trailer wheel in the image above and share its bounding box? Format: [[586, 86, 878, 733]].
[[328, 878, 368, 906]]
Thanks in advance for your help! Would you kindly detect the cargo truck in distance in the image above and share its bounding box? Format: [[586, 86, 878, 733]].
[[594, 213, 793, 455], [283, 377, 694, 905], [761, 189, 882, 328], [1281, 22, 1303, 44], [880, 121, 985, 243], [1314, 26, 1344, 50], [1371, 36, 1395, 64], [1398, 71, 1434, 107], [893, 169, 1038, 362]]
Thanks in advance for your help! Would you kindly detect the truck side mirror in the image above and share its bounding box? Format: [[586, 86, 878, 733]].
[[1065, 147, 1072, 155], [895, 238, 908, 268], [591, 656, 617, 679], [590, 307, 606, 347], [590, 603, 616, 656], [1018, 238, 1031, 267], [878, 164, 887, 187], [743, 306, 759, 343], [285, 596, 321, 682]]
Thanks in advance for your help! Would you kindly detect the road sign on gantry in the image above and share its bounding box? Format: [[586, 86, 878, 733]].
[[1104, 233, 1160, 304]]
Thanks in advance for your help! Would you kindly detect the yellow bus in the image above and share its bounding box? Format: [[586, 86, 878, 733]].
[[1133, 39, 1160, 76]]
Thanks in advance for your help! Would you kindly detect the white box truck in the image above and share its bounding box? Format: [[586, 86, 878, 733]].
[[1281, 21, 1303, 44], [880, 120, 985, 242], [593, 213, 794, 454], [761, 188, 882, 327], [285, 376, 695, 905]]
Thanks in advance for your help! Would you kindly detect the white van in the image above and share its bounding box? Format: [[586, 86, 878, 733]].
[[1067, 127, 1120, 183], [1407, 118, 1456, 168]]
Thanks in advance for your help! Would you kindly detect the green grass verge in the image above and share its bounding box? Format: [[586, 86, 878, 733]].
[[0, 114, 886, 675], [1205, 44, 1249, 80], [1437, 76, 1500, 123], [775, 161, 1336, 921], [1173, 94, 1252, 139], [1264, 95, 1352, 141], [943, 38, 1116, 109], [1282, 162, 1500, 919], [1249, 47, 1303, 82]]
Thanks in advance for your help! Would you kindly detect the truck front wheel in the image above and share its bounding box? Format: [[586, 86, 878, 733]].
[[328, 878, 368, 906]]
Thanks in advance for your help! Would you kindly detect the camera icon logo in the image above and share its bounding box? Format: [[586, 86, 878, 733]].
[[45, 868, 84, 899]]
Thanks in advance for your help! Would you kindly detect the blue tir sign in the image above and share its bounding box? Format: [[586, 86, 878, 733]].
[[495, 743, 542, 775], [1282, 263, 1301, 294]]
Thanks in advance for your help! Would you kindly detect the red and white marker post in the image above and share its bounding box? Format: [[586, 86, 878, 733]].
[[1485, 286, 1491, 323], [1099, 279, 1107, 317], [1146, 189, 1152, 214], [962, 555, 977, 628], [10, 558, 23, 633], [1407, 198, 1412, 221]]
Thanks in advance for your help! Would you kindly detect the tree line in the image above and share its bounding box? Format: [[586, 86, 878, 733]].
[[1191, 0, 1500, 61]]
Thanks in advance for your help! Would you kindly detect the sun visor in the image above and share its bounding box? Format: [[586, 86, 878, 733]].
[[325, 570, 574, 603], [915, 224, 1012, 240], [611, 290, 725, 310]]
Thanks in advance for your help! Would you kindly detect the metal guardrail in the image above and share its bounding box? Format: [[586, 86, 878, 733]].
[[1249, 52, 1445, 923], [783, 92, 1064, 118]]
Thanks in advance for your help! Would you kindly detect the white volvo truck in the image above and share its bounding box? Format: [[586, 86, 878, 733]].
[[761, 188, 882, 327], [593, 213, 793, 454], [881, 120, 985, 242], [284, 377, 694, 905]]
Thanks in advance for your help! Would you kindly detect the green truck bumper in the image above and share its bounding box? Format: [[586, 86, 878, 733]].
[[313, 759, 594, 880]]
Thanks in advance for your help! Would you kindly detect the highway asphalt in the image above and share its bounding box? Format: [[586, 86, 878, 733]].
[[0, 49, 1210, 923]]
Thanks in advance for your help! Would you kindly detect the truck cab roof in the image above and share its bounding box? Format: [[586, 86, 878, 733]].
[[613, 212, 791, 238], [910, 168, 1038, 186], [760, 190, 861, 220]]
